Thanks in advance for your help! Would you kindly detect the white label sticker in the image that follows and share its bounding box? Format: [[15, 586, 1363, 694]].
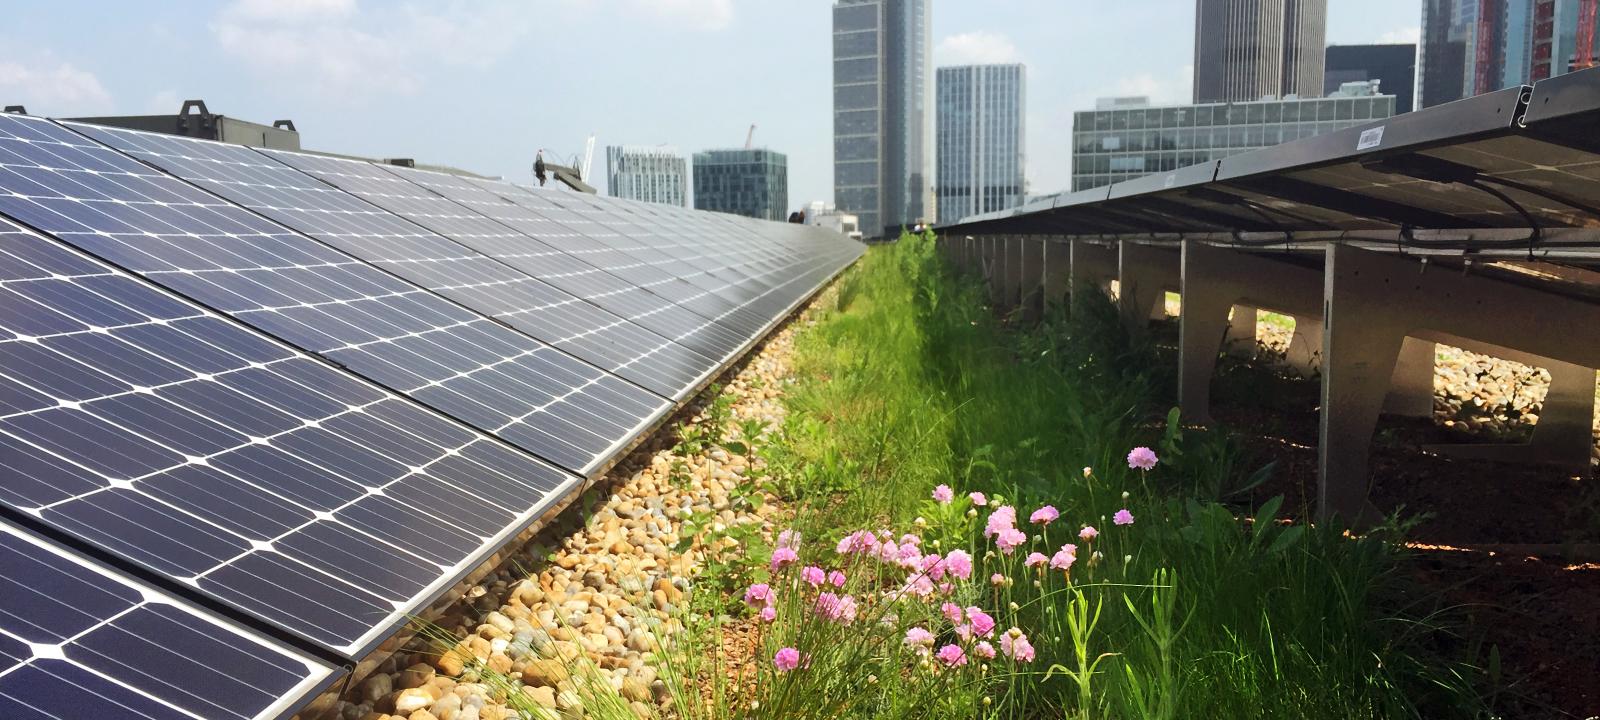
[[1357, 126, 1385, 151]]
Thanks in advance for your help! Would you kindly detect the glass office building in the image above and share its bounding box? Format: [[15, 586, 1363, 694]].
[[833, 0, 932, 237], [692, 148, 789, 221], [935, 64, 1026, 225], [1421, 0, 1596, 108], [1071, 85, 1396, 192], [605, 146, 688, 207]]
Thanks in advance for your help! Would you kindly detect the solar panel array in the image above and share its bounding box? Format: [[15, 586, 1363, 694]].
[[0, 111, 862, 717]]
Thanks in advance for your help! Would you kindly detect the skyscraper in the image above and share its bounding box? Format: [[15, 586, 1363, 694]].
[[692, 148, 789, 221], [605, 146, 688, 207], [833, 0, 932, 237], [1325, 44, 1418, 114], [1193, 0, 1328, 103], [1420, 1, 1597, 108], [935, 64, 1026, 225]]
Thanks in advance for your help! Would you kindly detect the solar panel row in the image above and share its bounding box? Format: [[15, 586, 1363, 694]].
[[0, 110, 863, 718]]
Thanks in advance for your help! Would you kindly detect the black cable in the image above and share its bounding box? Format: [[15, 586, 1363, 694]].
[[1467, 180, 1542, 259]]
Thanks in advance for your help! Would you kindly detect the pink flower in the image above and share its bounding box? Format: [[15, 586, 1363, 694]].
[[743, 583, 773, 608], [943, 549, 973, 581], [941, 602, 964, 624], [1001, 631, 1035, 663], [939, 581, 953, 595], [1114, 509, 1135, 526], [1079, 525, 1099, 541], [969, 491, 987, 506], [904, 627, 935, 649], [995, 528, 1028, 555], [896, 542, 924, 569], [770, 547, 798, 571], [920, 553, 947, 581], [774, 647, 801, 672], [836, 530, 878, 554], [983, 506, 1017, 538], [1029, 505, 1060, 525], [776, 528, 802, 551], [903, 575, 935, 597], [758, 605, 776, 623], [965, 607, 995, 638], [932, 484, 954, 504], [1050, 544, 1077, 571], [974, 641, 996, 659], [1024, 552, 1048, 568], [828, 570, 847, 588], [936, 644, 967, 667], [990, 573, 1006, 586], [801, 565, 826, 586], [814, 593, 858, 624], [1127, 447, 1158, 471]]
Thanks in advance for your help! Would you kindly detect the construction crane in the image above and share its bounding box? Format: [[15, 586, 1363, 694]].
[[1578, 0, 1598, 71], [744, 124, 757, 150]]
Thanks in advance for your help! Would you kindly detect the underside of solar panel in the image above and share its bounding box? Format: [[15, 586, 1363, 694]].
[[0, 109, 862, 717]]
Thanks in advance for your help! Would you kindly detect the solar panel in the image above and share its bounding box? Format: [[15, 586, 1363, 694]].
[[69, 123, 719, 401], [0, 518, 338, 720], [0, 113, 667, 473], [267, 154, 755, 361], [0, 216, 583, 656]]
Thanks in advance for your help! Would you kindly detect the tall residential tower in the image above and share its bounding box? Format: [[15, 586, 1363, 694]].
[[833, 0, 932, 237], [1420, 1, 1597, 109], [935, 64, 1026, 225], [605, 146, 688, 207], [1193, 0, 1328, 103]]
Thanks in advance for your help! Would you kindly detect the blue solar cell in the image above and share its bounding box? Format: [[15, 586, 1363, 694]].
[[70, 123, 718, 399], [0, 218, 583, 656], [0, 114, 668, 474], [0, 519, 338, 720]]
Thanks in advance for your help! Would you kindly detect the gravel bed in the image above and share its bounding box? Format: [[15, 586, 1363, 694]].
[[321, 311, 815, 720], [1254, 319, 1600, 464]]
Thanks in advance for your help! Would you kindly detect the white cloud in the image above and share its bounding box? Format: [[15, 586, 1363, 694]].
[[0, 59, 113, 116], [211, 0, 536, 99], [936, 31, 1023, 66], [1378, 26, 1422, 45], [625, 0, 734, 31]]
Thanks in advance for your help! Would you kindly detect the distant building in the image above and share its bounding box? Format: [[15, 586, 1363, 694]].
[[605, 146, 688, 206], [833, 0, 932, 237], [692, 149, 788, 221], [803, 201, 863, 241], [1326, 44, 1417, 114], [935, 64, 1026, 225], [1071, 82, 1395, 192], [1420, 0, 1597, 109], [1194, 0, 1328, 103]]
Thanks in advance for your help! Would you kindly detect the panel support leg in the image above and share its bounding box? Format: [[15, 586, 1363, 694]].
[[1384, 337, 1437, 418], [1042, 238, 1070, 316], [1226, 306, 1257, 357], [1019, 237, 1044, 323]]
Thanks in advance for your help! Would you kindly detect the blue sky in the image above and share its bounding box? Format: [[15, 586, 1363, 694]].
[[2, 0, 1420, 207]]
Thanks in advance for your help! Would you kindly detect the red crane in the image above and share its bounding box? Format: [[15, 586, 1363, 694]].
[[1578, 0, 1599, 71]]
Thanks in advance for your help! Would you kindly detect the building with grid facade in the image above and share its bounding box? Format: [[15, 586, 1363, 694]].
[[1071, 83, 1395, 192], [1194, 0, 1328, 103], [935, 64, 1026, 225], [692, 148, 788, 221], [1421, 0, 1598, 109], [833, 0, 932, 237], [605, 146, 688, 207]]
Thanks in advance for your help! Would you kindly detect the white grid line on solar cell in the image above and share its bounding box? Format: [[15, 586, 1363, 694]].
[[268, 154, 755, 357], [0, 219, 587, 658], [0, 519, 336, 720], [70, 124, 720, 400], [0, 114, 665, 474]]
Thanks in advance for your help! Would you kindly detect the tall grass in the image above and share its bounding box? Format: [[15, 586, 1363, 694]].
[[734, 231, 1485, 719]]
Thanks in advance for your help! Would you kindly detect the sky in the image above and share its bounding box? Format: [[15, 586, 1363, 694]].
[[2, 0, 1421, 208]]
